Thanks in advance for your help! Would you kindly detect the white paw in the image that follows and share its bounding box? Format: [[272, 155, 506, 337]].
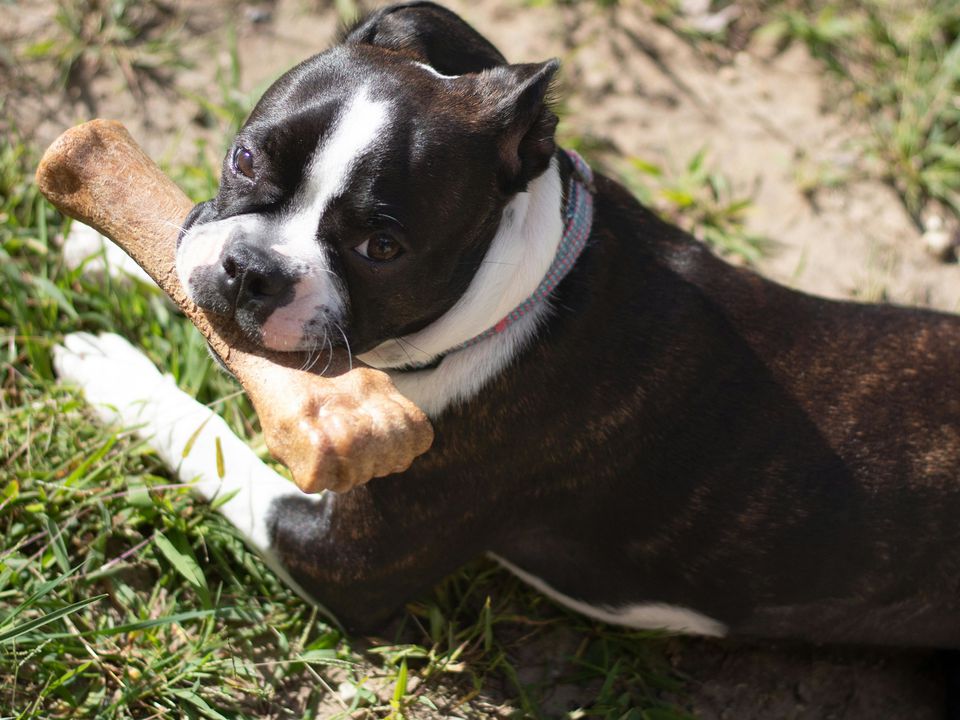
[[54, 332, 173, 426], [62, 221, 157, 288]]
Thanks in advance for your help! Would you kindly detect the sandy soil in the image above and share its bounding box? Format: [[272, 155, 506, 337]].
[[4, 0, 958, 716]]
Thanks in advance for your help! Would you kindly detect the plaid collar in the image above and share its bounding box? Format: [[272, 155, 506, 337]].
[[406, 150, 595, 370]]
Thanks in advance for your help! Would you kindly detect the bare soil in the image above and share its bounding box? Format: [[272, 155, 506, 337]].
[[4, 0, 957, 716]]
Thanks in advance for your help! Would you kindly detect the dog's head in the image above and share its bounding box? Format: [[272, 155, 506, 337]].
[[177, 2, 559, 355]]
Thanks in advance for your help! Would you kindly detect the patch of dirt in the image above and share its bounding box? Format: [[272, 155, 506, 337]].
[[5, 0, 956, 716]]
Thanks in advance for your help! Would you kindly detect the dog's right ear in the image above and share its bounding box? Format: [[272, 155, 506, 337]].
[[344, 1, 507, 75]]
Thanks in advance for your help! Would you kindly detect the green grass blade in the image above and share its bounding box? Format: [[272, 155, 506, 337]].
[[0, 594, 107, 644]]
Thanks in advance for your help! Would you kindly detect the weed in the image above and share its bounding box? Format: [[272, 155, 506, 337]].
[[24, 0, 188, 99], [617, 148, 769, 264], [760, 0, 960, 221], [183, 26, 258, 143]]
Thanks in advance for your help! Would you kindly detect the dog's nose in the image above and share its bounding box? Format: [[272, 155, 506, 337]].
[[218, 244, 289, 311]]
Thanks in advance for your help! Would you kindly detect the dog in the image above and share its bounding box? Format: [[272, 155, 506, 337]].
[[56, 0, 960, 658]]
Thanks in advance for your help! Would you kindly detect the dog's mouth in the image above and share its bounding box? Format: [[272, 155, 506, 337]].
[[197, 268, 347, 355], [203, 301, 346, 375], [176, 207, 350, 356]]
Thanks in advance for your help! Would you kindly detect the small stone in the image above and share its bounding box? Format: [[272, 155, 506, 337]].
[[337, 681, 357, 702], [245, 6, 272, 24], [922, 215, 957, 261]]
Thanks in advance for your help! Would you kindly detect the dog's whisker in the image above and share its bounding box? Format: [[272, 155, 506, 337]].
[[203, 389, 246, 409], [160, 219, 189, 235], [320, 331, 334, 376], [300, 338, 321, 373], [334, 323, 353, 372], [394, 337, 417, 367], [296, 341, 310, 372], [304, 343, 324, 374], [309, 336, 325, 373], [390, 337, 415, 366]]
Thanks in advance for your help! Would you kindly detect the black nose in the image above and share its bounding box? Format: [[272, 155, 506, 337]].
[[217, 244, 290, 312]]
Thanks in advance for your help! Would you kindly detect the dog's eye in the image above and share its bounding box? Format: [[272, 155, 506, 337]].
[[233, 147, 255, 179], [354, 233, 404, 262]]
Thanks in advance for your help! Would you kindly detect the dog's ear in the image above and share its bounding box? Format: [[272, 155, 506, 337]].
[[344, 1, 506, 75], [471, 59, 560, 195]]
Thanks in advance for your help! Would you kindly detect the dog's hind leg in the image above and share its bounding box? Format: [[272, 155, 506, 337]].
[[53, 332, 324, 606]]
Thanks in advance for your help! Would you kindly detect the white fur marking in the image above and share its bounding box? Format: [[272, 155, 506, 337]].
[[413, 61, 460, 80], [53, 333, 322, 597], [176, 214, 265, 296], [279, 87, 390, 254], [386, 306, 549, 417], [262, 87, 390, 348], [492, 554, 728, 637]]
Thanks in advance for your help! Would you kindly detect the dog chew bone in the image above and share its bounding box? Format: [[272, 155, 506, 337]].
[[36, 119, 434, 494]]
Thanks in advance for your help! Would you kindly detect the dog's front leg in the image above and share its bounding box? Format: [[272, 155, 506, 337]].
[[53, 333, 455, 629], [52, 334, 335, 607]]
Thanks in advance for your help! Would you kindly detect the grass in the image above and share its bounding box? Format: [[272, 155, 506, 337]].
[[559, 126, 769, 267], [763, 0, 960, 222], [560, 130, 768, 264], [24, 0, 188, 99], [648, 0, 960, 226], [617, 149, 769, 265]]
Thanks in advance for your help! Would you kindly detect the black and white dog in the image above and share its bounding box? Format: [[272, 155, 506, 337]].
[[57, 1, 960, 654]]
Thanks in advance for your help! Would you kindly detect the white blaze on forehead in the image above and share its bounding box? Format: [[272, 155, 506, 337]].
[[254, 86, 390, 350], [177, 87, 389, 351], [278, 87, 391, 254]]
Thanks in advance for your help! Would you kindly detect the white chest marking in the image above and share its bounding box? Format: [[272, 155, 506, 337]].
[[384, 308, 549, 417], [359, 159, 565, 415], [492, 554, 728, 637]]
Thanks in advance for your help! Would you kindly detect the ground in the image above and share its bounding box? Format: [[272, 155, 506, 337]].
[[2, 0, 959, 718]]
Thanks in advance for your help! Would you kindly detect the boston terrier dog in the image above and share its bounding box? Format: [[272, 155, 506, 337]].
[[57, 1, 960, 655]]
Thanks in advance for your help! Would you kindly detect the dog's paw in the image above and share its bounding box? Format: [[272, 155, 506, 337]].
[[54, 332, 173, 426], [62, 221, 157, 288]]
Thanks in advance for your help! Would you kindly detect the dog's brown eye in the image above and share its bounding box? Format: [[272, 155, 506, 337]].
[[354, 233, 404, 262], [234, 147, 255, 179]]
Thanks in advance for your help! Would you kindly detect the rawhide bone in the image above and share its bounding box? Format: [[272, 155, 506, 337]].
[[37, 119, 434, 494]]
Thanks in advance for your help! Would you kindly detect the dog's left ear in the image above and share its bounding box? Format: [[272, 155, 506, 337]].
[[472, 59, 560, 195]]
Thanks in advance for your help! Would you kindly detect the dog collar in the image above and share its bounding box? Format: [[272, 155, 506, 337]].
[[408, 150, 595, 370]]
